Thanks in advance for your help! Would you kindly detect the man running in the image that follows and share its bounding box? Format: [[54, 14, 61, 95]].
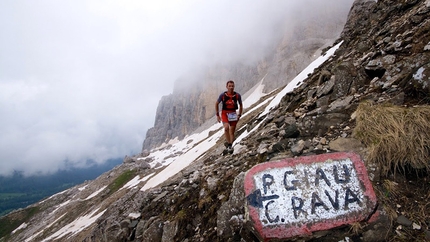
[[215, 80, 243, 154]]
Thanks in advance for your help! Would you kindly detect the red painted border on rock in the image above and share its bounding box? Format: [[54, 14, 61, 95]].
[[244, 152, 378, 241]]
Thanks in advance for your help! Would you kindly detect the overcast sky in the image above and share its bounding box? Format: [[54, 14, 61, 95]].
[[0, 0, 352, 176]]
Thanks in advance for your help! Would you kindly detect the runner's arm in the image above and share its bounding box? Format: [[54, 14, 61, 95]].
[[238, 94, 243, 118], [215, 100, 220, 116]]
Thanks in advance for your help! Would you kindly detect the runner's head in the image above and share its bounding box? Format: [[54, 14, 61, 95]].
[[226, 80, 235, 93]]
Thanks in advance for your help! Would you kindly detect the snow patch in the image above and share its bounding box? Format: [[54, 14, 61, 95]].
[[12, 222, 27, 234], [78, 185, 88, 191], [84, 186, 107, 200], [25, 214, 66, 242], [128, 212, 141, 219], [121, 173, 155, 190], [42, 209, 106, 241]]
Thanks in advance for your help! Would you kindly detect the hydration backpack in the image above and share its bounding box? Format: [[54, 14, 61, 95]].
[[222, 92, 239, 110]]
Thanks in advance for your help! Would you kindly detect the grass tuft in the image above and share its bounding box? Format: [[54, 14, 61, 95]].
[[382, 179, 400, 198], [353, 102, 430, 176], [349, 222, 364, 235]]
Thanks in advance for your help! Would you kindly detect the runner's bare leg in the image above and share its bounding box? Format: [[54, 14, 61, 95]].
[[229, 125, 236, 144], [223, 122, 231, 144]]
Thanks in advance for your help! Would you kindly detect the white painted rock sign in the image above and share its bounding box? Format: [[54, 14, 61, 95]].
[[244, 152, 378, 241]]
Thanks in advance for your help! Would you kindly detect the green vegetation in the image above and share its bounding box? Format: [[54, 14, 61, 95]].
[[106, 169, 137, 195]]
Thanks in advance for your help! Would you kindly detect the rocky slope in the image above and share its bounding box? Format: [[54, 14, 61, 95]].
[[142, 2, 354, 150], [1, 0, 430, 241]]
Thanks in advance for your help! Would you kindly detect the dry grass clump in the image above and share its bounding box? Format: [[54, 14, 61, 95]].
[[349, 222, 364, 235], [353, 102, 430, 176]]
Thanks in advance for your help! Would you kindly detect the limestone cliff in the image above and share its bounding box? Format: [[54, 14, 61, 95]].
[[142, 64, 262, 149]]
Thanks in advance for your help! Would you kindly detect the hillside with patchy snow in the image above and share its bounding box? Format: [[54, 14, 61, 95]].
[[2, 0, 430, 241], [1, 40, 343, 242]]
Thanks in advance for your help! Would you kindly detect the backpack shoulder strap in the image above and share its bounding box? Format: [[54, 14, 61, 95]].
[[222, 91, 228, 102], [223, 91, 237, 102]]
